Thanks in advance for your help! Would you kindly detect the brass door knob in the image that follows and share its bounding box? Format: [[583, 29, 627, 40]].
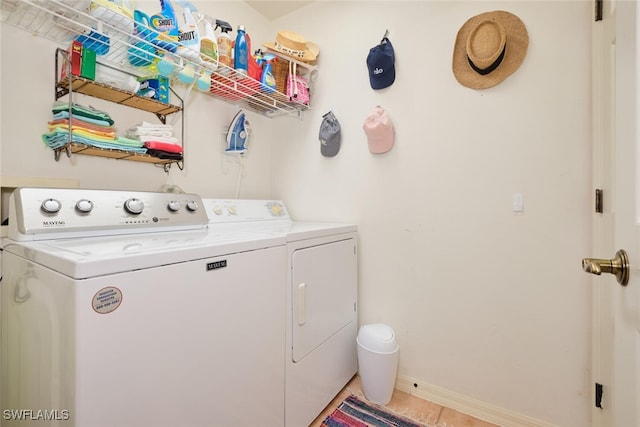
[[582, 249, 629, 286]]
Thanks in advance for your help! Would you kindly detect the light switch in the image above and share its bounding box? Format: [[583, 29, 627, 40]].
[[512, 193, 524, 213]]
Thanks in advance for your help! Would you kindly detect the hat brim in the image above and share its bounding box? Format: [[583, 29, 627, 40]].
[[452, 10, 529, 90], [263, 41, 318, 62]]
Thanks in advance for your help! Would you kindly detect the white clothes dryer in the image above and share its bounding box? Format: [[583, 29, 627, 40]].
[[204, 199, 358, 427], [1, 188, 287, 427]]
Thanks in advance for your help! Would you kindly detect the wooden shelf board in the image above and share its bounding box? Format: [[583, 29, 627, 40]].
[[57, 76, 181, 115], [67, 143, 178, 165]]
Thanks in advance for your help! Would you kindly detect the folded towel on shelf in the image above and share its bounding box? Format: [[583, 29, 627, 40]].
[[114, 136, 146, 148], [85, 141, 147, 153], [48, 126, 116, 142], [144, 140, 183, 153], [41, 130, 70, 150], [134, 121, 174, 131], [48, 123, 116, 139], [135, 135, 179, 144], [42, 129, 147, 153], [49, 118, 115, 134], [52, 111, 113, 127], [145, 149, 183, 160], [126, 121, 175, 139], [52, 101, 115, 126], [126, 129, 173, 138]]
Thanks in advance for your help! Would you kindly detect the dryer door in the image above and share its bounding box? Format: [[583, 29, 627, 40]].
[[292, 238, 357, 362]]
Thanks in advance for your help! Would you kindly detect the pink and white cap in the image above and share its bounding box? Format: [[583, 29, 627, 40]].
[[363, 106, 394, 154]]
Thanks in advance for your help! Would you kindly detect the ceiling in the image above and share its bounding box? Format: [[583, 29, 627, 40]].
[[245, 1, 312, 20]]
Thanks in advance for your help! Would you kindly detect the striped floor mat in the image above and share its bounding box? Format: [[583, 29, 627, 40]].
[[321, 394, 428, 427]]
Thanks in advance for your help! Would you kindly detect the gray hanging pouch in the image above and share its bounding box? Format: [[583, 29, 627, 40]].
[[319, 111, 341, 157]]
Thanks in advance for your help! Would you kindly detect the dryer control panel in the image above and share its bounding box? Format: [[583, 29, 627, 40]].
[[203, 199, 291, 224], [8, 188, 209, 241]]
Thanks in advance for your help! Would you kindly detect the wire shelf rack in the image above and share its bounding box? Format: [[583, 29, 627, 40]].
[[0, 0, 314, 118]]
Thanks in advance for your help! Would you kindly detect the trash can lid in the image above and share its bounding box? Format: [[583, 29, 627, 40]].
[[357, 323, 399, 353]]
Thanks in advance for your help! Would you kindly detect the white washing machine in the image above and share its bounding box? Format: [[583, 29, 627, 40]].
[[204, 199, 358, 427], [1, 188, 287, 427]]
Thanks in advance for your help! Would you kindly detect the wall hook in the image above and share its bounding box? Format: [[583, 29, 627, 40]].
[[382, 29, 389, 41]]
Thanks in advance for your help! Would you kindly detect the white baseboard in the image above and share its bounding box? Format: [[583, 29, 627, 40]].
[[395, 374, 558, 427]]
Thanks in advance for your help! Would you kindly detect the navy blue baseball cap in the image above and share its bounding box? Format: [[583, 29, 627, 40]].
[[366, 38, 395, 90]]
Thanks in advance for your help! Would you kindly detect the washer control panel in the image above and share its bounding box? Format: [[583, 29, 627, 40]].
[[9, 188, 208, 241]]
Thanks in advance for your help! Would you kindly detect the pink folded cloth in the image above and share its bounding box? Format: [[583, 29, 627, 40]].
[[144, 141, 182, 154]]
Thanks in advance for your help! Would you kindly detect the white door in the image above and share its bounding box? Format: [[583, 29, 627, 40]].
[[589, 1, 640, 426]]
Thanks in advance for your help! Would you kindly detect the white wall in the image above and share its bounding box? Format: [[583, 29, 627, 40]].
[[0, 1, 592, 426], [270, 2, 592, 427]]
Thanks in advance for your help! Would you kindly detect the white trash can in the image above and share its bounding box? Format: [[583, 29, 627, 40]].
[[356, 323, 399, 405]]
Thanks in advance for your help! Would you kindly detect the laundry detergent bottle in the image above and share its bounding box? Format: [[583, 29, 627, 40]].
[[176, 2, 201, 62], [200, 19, 218, 70], [149, 0, 180, 50], [234, 25, 248, 75], [261, 54, 276, 93]]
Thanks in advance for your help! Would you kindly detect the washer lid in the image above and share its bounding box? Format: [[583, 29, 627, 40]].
[[3, 229, 285, 279]]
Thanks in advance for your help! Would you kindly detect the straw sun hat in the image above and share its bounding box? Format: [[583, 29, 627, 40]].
[[263, 30, 318, 62], [452, 10, 529, 89]]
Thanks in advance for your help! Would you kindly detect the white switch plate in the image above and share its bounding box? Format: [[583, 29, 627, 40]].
[[512, 193, 524, 213]]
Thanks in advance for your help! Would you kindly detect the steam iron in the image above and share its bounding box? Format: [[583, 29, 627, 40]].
[[226, 110, 250, 154]]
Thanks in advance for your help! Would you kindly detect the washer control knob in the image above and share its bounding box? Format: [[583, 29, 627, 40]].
[[75, 199, 94, 213], [167, 201, 181, 212], [41, 198, 62, 214], [124, 198, 144, 215], [228, 206, 237, 215], [186, 200, 199, 212], [213, 206, 223, 215]]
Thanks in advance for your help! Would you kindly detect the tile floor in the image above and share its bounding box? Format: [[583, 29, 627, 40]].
[[309, 375, 499, 427]]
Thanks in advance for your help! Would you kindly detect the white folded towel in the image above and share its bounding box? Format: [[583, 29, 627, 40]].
[[135, 121, 173, 131], [126, 121, 175, 140], [126, 129, 174, 138]]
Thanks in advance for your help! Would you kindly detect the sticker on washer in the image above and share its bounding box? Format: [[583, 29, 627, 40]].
[[92, 287, 123, 314]]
